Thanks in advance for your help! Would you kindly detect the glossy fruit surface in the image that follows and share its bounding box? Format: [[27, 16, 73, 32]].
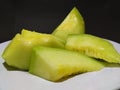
[[65, 34, 120, 63], [2, 29, 64, 70], [29, 46, 104, 81], [52, 7, 85, 41]]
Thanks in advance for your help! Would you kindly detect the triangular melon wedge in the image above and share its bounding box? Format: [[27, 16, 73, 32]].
[[29, 46, 104, 82], [52, 7, 85, 41], [2, 29, 64, 70], [65, 34, 120, 63]]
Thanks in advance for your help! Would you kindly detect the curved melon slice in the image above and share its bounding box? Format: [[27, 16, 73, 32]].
[[65, 34, 120, 63], [52, 7, 85, 41], [29, 46, 104, 82], [2, 29, 64, 70]]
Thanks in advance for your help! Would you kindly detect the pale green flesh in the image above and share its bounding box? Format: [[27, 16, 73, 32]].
[[2, 29, 64, 70], [52, 7, 85, 41], [29, 46, 104, 82], [65, 34, 120, 63]]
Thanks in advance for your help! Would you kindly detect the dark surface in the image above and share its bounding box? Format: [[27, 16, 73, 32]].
[[0, 0, 120, 43]]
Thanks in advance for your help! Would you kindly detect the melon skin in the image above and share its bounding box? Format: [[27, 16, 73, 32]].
[[29, 46, 104, 82], [2, 29, 64, 70]]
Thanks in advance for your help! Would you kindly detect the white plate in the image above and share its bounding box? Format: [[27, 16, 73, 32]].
[[0, 40, 120, 90]]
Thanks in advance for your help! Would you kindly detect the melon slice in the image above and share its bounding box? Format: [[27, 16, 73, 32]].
[[2, 29, 64, 70], [65, 34, 120, 63], [29, 46, 104, 82], [52, 7, 85, 41]]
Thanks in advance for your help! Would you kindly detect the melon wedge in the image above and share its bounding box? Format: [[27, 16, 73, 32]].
[[2, 29, 64, 70], [29, 46, 104, 82], [52, 7, 85, 41], [65, 34, 120, 63]]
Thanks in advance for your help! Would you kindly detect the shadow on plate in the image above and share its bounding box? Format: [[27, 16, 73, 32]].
[[3, 62, 27, 71], [96, 59, 120, 68]]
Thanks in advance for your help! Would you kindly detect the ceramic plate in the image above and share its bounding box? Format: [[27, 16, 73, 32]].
[[0, 40, 120, 90]]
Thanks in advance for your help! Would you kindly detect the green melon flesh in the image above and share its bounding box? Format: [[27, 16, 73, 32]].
[[52, 7, 85, 41], [29, 46, 104, 82], [65, 34, 120, 63], [2, 29, 64, 70]]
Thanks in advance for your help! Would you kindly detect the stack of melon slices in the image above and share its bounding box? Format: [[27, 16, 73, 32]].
[[2, 7, 120, 82]]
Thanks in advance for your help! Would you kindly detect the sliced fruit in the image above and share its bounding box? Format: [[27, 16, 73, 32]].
[[21, 29, 65, 45], [52, 7, 85, 41], [2, 29, 64, 70], [29, 46, 104, 82], [65, 34, 120, 63]]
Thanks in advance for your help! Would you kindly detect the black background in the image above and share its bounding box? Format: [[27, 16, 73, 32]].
[[0, 0, 120, 43]]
